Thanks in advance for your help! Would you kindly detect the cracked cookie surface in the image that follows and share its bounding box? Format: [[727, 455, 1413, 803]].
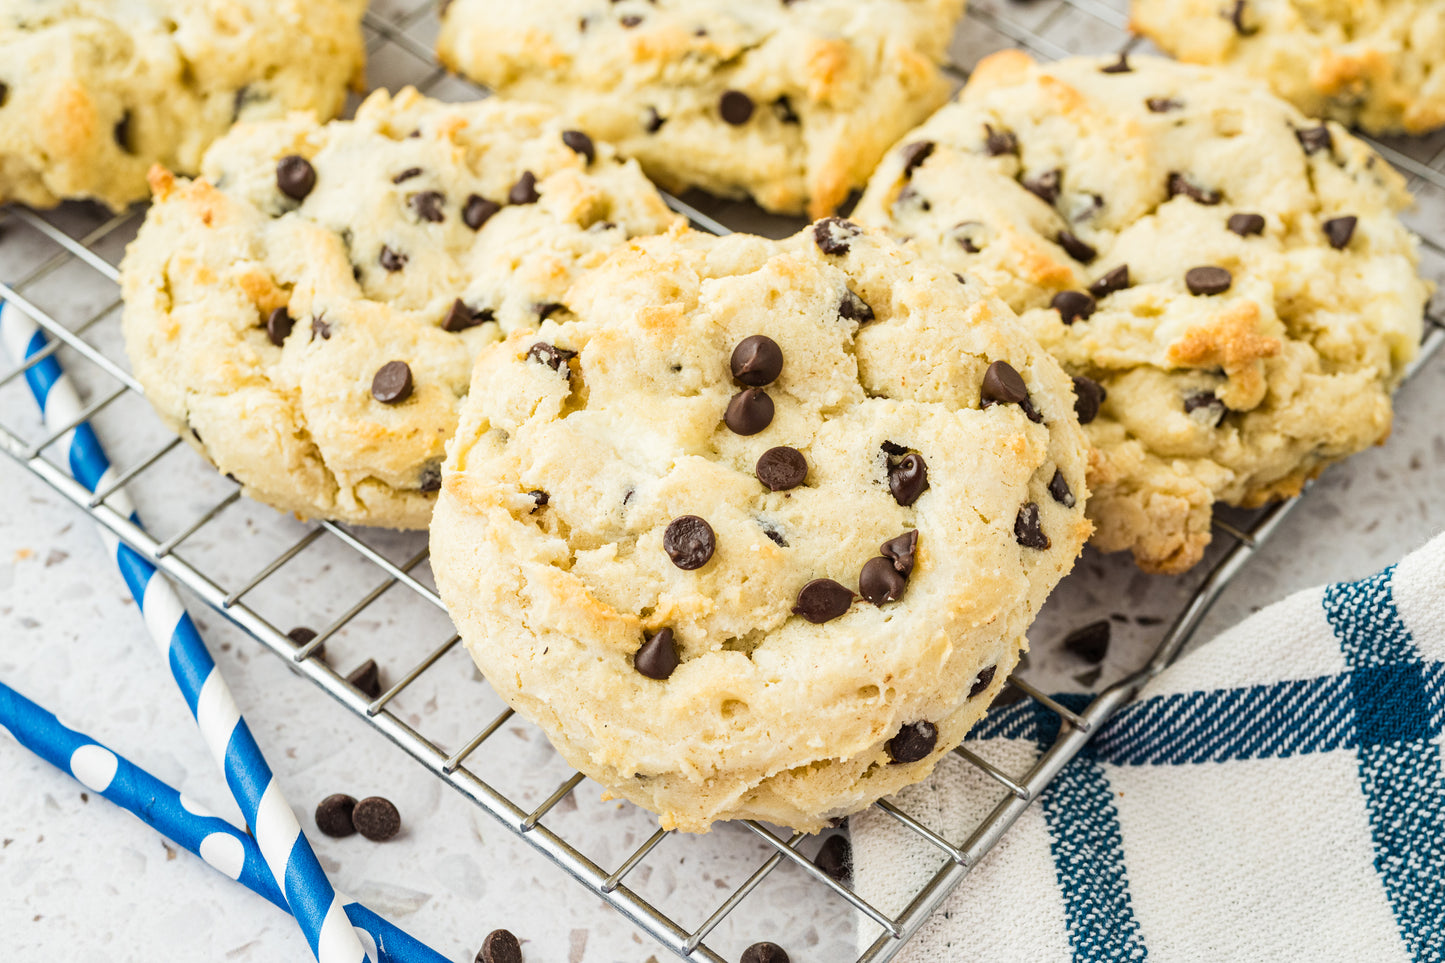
[[120, 87, 681, 529], [857, 52, 1430, 573], [430, 223, 1091, 832]]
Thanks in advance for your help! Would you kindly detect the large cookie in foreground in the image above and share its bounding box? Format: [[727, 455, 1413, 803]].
[[120, 87, 682, 530], [1132, 0, 1445, 136], [430, 223, 1091, 832], [436, 0, 965, 218], [0, 0, 366, 210], [856, 52, 1430, 574]]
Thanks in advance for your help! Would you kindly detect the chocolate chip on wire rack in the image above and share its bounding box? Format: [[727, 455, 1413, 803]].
[[814, 834, 852, 882], [477, 929, 523, 963], [346, 658, 382, 699], [314, 793, 357, 838], [1064, 620, 1112, 664], [741, 942, 790, 963], [352, 796, 401, 842]]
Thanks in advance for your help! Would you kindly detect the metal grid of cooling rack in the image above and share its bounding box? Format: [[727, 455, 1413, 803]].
[[2, 1, 1445, 960]]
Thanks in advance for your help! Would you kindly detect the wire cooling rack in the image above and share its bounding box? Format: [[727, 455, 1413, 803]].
[[2, 1, 1444, 960]]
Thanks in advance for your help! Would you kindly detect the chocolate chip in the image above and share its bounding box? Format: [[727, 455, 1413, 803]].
[[950, 221, 986, 253], [463, 194, 501, 230], [1228, 212, 1266, 236], [287, 627, 318, 646], [1229, 0, 1258, 35], [880, 440, 910, 457], [1146, 97, 1180, 113], [813, 217, 860, 255], [509, 171, 539, 205], [1100, 53, 1131, 74], [352, 796, 401, 842], [881, 530, 918, 577], [443, 299, 488, 332], [756, 447, 807, 491], [984, 124, 1018, 157], [1167, 172, 1221, 205], [1064, 620, 1111, 663], [528, 490, 549, 512], [725, 389, 774, 435], [1296, 125, 1333, 155], [741, 943, 790, 963], [814, 834, 851, 882], [980, 360, 1041, 425], [0, 82, 9, 109], [478, 929, 522, 963], [527, 342, 575, 372], [310, 314, 331, 340], [887, 721, 936, 763], [562, 129, 595, 164], [644, 106, 667, 133], [1184, 390, 1227, 426], [1088, 265, 1130, 298], [761, 522, 788, 547], [664, 516, 715, 570], [265, 307, 293, 346], [792, 579, 854, 623], [720, 90, 755, 125], [1185, 266, 1232, 296], [969, 665, 997, 698], [1051, 290, 1096, 325], [113, 110, 134, 153], [1072, 375, 1105, 425], [315, 794, 356, 837], [535, 302, 566, 321], [1048, 469, 1075, 508], [1014, 502, 1049, 550], [379, 245, 407, 272], [371, 361, 413, 404], [635, 628, 680, 680], [346, 658, 382, 699], [419, 464, 442, 492], [1023, 169, 1061, 205], [409, 191, 445, 223], [859, 556, 907, 605], [839, 289, 874, 323], [1323, 215, 1357, 250], [1056, 230, 1097, 264], [620, 13, 643, 26], [392, 167, 422, 184], [899, 140, 935, 178], [276, 155, 316, 201], [773, 96, 800, 124], [731, 335, 783, 386], [887, 453, 929, 507]]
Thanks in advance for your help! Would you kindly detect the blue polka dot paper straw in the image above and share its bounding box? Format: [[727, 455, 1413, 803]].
[[0, 679, 449, 963], [0, 301, 369, 963]]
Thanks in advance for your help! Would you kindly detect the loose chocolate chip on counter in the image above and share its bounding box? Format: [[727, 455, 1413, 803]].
[[419, 464, 442, 493], [1166, 172, 1221, 205], [859, 556, 907, 606], [463, 194, 501, 230], [1228, 212, 1266, 236], [1014, 502, 1050, 550], [478, 929, 523, 963], [1064, 620, 1111, 663], [409, 190, 445, 223], [1041, 465, 1075, 507], [509, 171, 540, 205], [526, 342, 575, 372], [346, 658, 382, 699], [1323, 215, 1357, 250], [265, 307, 293, 346], [1185, 266, 1232, 296], [792, 579, 855, 624], [1184, 390, 1227, 426], [730, 335, 784, 386], [276, 155, 316, 201], [310, 314, 331, 340], [899, 140, 935, 178], [1100, 53, 1132, 74], [287, 626, 324, 661], [1088, 265, 1130, 298], [813, 217, 860, 255], [741, 943, 790, 963], [984, 124, 1018, 157], [635, 628, 680, 680], [725, 388, 774, 435], [980, 360, 1041, 423], [720, 90, 755, 125], [1296, 124, 1333, 155], [1146, 97, 1180, 113], [442, 299, 488, 332], [887, 453, 929, 507], [1072, 374, 1106, 424], [1022, 168, 1061, 205], [561, 129, 595, 164], [1229, 0, 1259, 35], [315, 793, 357, 838], [664, 515, 716, 570], [371, 361, 413, 404], [839, 289, 874, 323], [881, 530, 918, 576], [969, 665, 998, 698], [814, 834, 852, 882], [392, 167, 422, 184], [352, 796, 401, 842], [1056, 230, 1097, 264], [887, 721, 937, 764], [379, 245, 408, 272], [773, 96, 800, 124], [644, 106, 667, 133], [1051, 290, 1096, 325], [756, 446, 808, 491]]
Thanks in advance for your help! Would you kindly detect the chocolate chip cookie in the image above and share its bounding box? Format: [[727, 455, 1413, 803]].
[[856, 52, 1431, 573], [120, 87, 682, 529], [436, 0, 966, 218], [429, 223, 1091, 832]]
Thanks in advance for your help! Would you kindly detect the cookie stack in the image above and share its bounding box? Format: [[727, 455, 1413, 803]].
[[90, 0, 1435, 832]]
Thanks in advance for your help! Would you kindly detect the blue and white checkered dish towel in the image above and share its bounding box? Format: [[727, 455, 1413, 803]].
[[853, 532, 1445, 962]]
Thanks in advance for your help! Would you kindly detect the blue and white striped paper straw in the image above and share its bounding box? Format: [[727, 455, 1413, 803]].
[[1, 301, 369, 963], [0, 679, 449, 963]]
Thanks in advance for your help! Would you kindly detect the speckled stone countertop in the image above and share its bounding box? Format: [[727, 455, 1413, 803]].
[[3, 2, 1445, 961]]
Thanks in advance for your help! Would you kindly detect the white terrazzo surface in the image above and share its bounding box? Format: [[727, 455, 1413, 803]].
[[4, 1, 1445, 961]]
